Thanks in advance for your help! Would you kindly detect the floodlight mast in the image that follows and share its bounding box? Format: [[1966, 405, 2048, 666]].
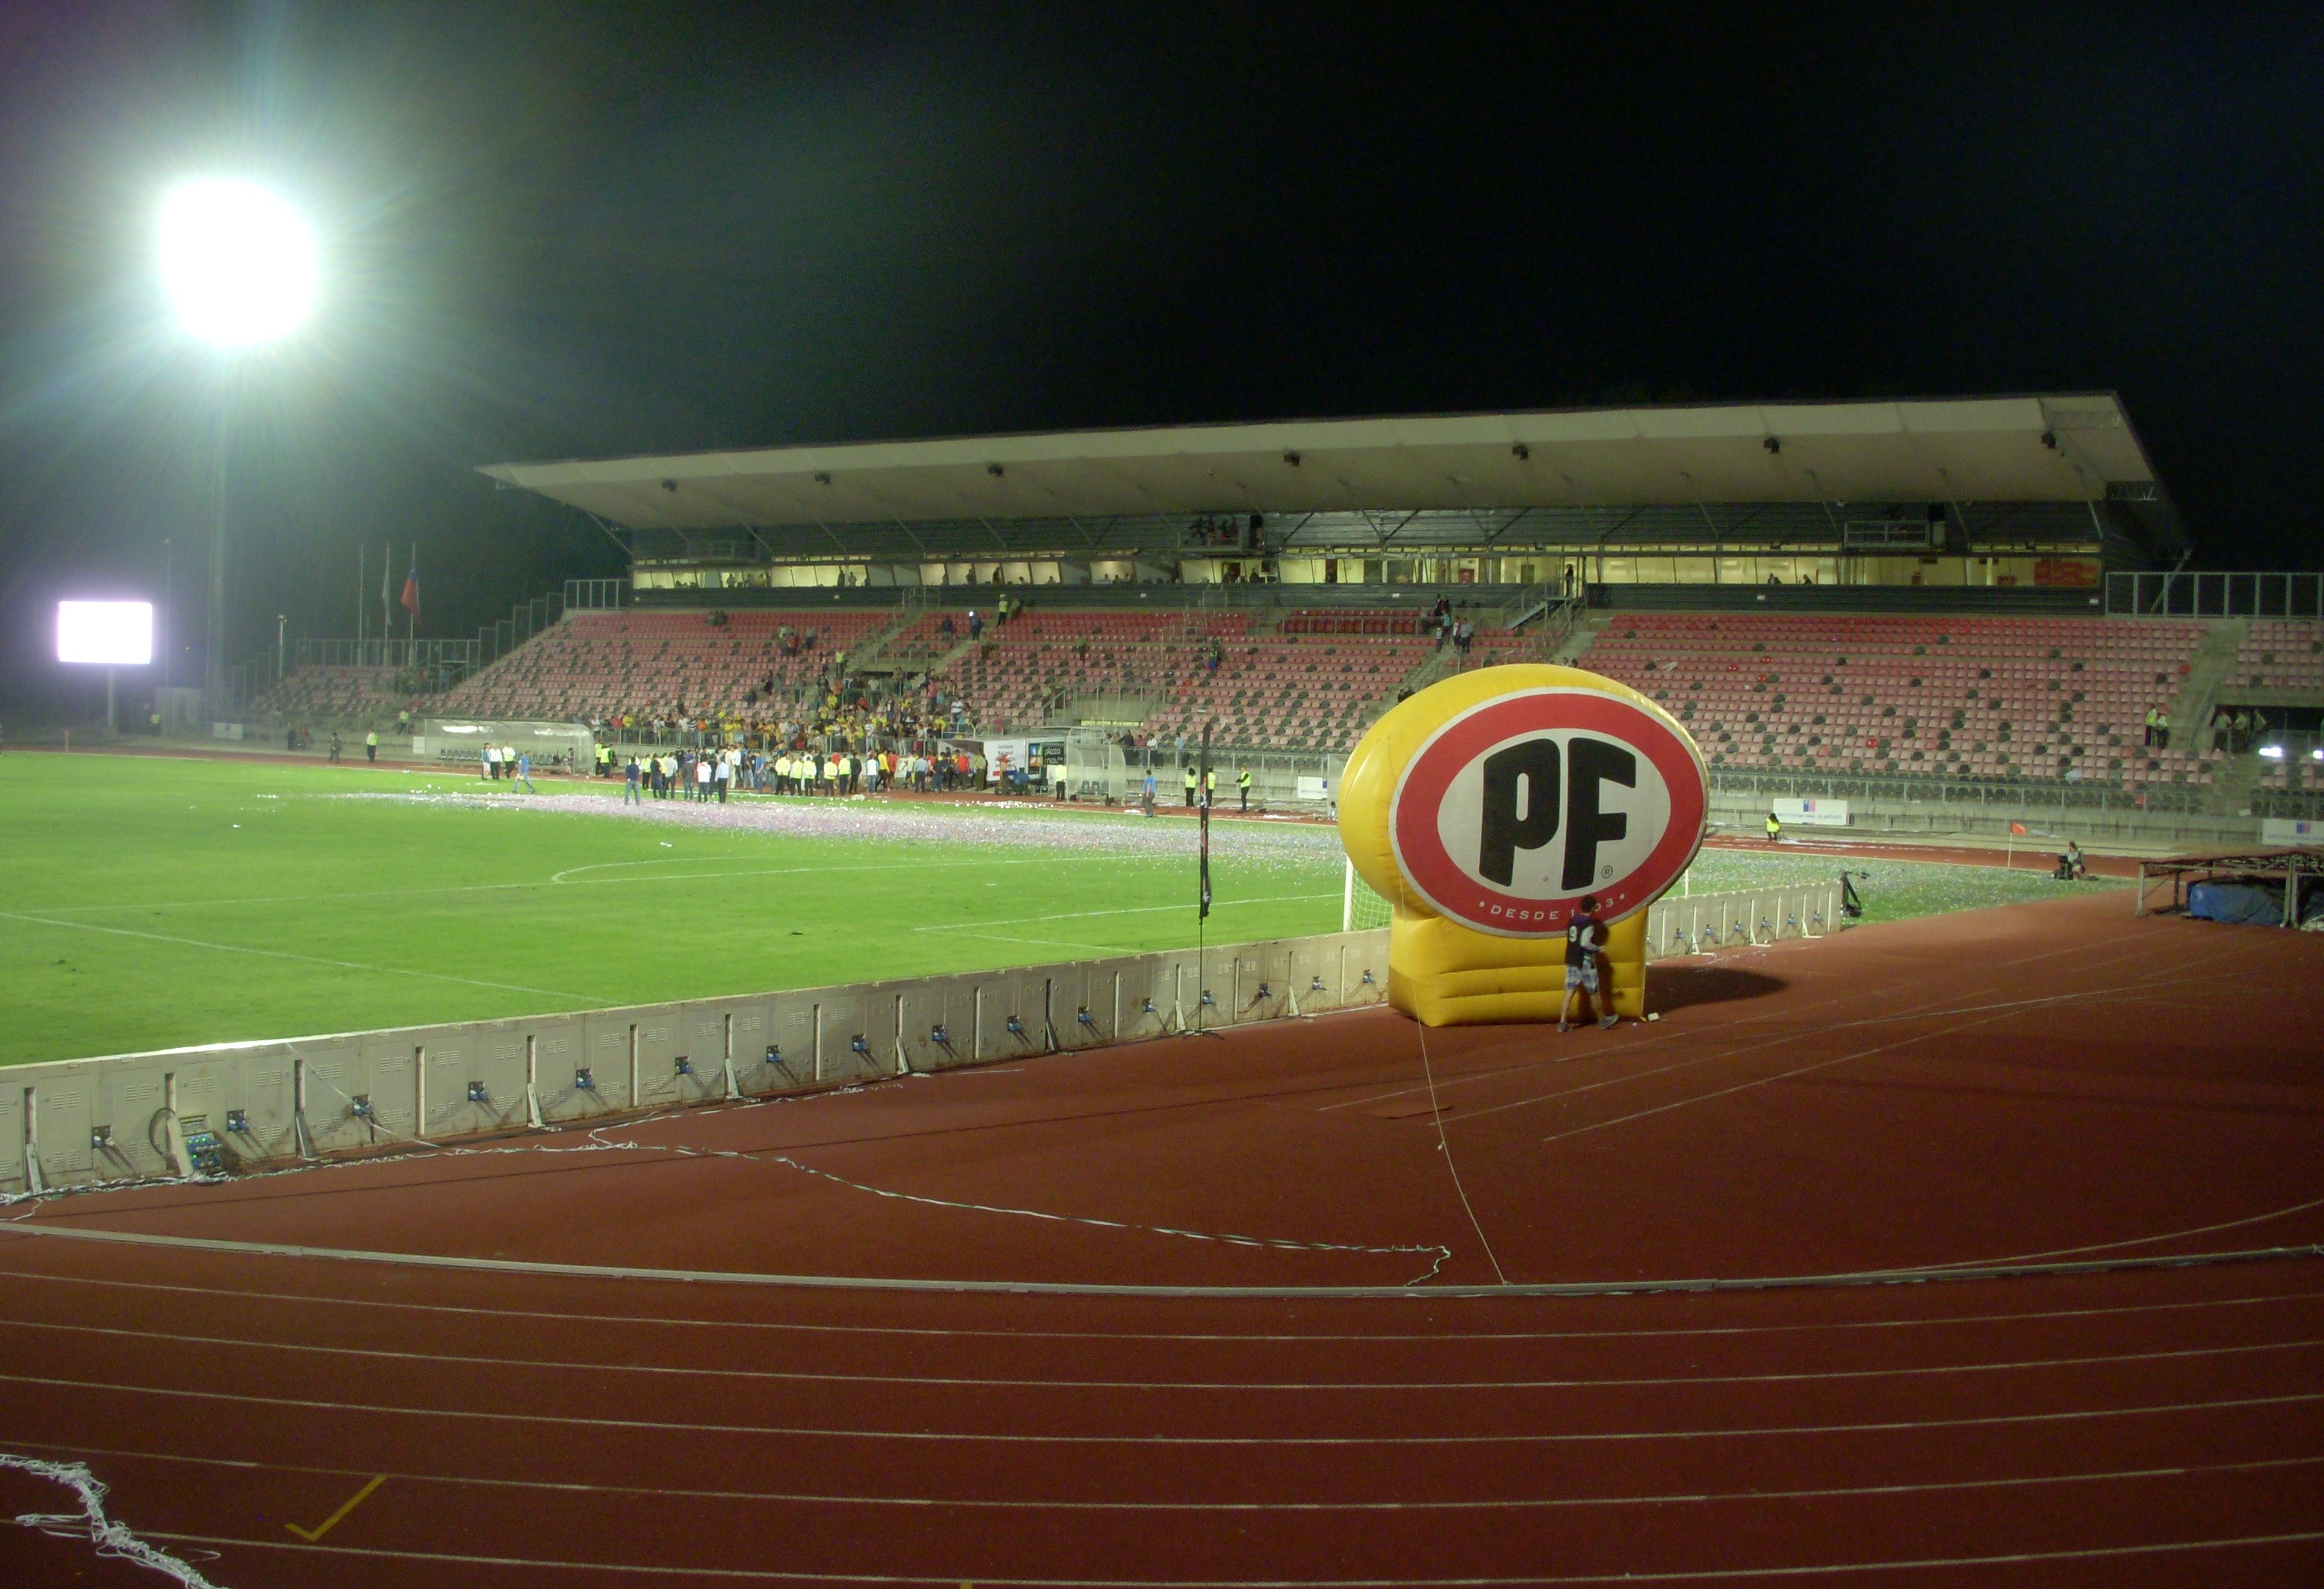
[[159, 179, 316, 712]]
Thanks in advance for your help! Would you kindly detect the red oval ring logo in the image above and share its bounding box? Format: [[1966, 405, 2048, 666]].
[[1390, 688, 1707, 937]]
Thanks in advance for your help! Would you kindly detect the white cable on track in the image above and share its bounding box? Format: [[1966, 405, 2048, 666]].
[[0, 1452, 228, 1587]]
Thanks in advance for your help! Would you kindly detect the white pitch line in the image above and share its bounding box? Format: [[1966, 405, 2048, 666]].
[[20, 854, 1087, 917], [913, 892, 1336, 931], [0, 911, 597, 1003]]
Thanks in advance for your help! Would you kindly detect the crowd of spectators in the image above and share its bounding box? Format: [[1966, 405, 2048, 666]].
[[603, 743, 992, 801]]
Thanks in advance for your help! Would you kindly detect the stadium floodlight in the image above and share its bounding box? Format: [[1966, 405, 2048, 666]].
[[158, 179, 316, 347], [160, 179, 315, 710], [57, 601, 154, 666], [57, 600, 154, 736]]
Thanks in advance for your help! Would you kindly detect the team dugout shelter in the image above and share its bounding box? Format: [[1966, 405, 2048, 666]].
[[481, 393, 2183, 605]]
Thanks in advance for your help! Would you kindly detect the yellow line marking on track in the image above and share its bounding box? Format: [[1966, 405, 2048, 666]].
[[286, 1473, 385, 1542]]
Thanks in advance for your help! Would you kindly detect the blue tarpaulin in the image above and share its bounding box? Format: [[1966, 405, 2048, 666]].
[[2186, 879, 2285, 926]]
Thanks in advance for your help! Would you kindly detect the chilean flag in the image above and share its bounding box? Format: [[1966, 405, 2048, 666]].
[[399, 550, 420, 624]]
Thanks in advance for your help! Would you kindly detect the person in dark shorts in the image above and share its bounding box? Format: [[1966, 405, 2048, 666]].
[[1558, 894, 1618, 1033]]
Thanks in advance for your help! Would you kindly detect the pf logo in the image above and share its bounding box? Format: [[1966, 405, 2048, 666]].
[[1389, 685, 1707, 936]]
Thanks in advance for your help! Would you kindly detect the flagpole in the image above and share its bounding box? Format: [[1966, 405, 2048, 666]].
[[356, 543, 365, 649], [408, 542, 416, 645], [1195, 717, 1212, 1037]]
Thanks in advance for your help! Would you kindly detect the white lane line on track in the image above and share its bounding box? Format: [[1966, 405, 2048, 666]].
[[1536, 1001, 2031, 1145], [10, 1437, 2322, 1514], [2, 1369, 2318, 1446], [1523, 934, 2254, 1143], [3, 1267, 2318, 1348], [1927, 1193, 2324, 1271], [0, 910, 598, 1003], [9, 1217, 2318, 1301], [1321, 913, 2157, 1121], [132, 1526, 2324, 1582], [1412, 984, 1986, 1127], [1434, 921, 2207, 1130], [3, 1314, 2315, 1393]]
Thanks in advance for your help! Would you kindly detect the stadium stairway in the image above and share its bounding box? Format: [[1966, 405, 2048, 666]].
[[2172, 619, 2251, 754]]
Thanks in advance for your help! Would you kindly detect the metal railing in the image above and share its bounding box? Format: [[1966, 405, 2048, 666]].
[[292, 638, 483, 670], [235, 579, 629, 714], [2105, 571, 2324, 619], [2252, 788, 2324, 820], [1705, 767, 2211, 816], [564, 577, 628, 611]]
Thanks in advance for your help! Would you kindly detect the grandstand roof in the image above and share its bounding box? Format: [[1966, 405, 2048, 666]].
[[481, 394, 2164, 533]]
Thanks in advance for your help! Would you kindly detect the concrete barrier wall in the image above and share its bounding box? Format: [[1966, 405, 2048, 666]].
[[0, 903, 1822, 1199], [1644, 884, 1842, 958], [1, 928, 1387, 1196]]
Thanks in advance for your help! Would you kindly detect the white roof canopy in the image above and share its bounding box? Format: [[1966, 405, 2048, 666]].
[[481, 395, 2160, 533]]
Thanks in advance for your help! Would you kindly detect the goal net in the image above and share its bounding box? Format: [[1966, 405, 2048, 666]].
[[412, 719, 596, 774], [1344, 859, 1395, 933]]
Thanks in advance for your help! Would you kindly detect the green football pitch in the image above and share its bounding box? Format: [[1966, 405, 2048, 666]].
[[0, 753, 2112, 1066]]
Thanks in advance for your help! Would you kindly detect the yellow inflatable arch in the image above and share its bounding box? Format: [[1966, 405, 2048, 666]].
[[1338, 663, 1708, 1027]]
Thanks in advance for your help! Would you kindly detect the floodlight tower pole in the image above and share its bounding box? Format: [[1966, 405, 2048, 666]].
[[204, 409, 228, 714]]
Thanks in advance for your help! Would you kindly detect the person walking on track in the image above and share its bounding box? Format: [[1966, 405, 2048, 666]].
[[1558, 895, 1617, 1033]]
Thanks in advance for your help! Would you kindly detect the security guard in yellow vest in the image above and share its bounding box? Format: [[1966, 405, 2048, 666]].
[[1204, 768, 1217, 807], [1236, 768, 1252, 811], [1182, 766, 1198, 807]]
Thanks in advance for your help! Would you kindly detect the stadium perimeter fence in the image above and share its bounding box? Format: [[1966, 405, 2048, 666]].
[[1343, 872, 1841, 954], [1, 885, 1835, 1199]]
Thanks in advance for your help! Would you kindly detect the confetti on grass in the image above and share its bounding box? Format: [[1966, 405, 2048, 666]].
[[336, 789, 1348, 865]]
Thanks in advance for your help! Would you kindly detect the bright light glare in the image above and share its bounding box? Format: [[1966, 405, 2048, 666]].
[[158, 179, 317, 345], [2257, 744, 2285, 760], [57, 602, 154, 666]]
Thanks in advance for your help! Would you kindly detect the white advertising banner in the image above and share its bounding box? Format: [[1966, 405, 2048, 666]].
[[1773, 797, 1849, 828]]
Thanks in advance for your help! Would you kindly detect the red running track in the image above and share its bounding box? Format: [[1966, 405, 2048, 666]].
[[1, 889, 2320, 1585]]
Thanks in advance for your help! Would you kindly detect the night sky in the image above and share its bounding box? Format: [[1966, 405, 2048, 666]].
[[2, 3, 2320, 707]]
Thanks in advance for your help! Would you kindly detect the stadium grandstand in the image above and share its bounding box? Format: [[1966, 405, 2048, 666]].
[[239, 393, 2324, 826]]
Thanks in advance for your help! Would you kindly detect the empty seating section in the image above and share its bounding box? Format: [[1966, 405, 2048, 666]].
[[2256, 755, 2319, 792], [437, 611, 893, 723], [2239, 622, 2324, 796], [1279, 612, 1424, 636], [2233, 620, 2324, 691], [938, 608, 1433, 750], [253, 665, 414, 722], [1577, 614, 2217, 788]]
